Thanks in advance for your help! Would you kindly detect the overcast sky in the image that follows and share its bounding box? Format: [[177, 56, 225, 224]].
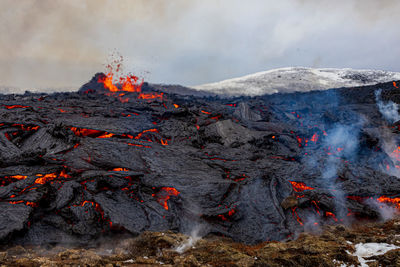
[[1, 0, 399, 90]]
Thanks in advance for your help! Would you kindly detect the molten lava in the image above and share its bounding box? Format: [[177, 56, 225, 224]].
[[138, 92, 163, 100], [69, 127, 115, 138], [377, 196, 400, 209], [98, 73, 142, 93], [34, 170, 71, 184], [111, 168, 130, 172], [152, 187, 180, 210], [3, 105, 30, 109], [218, 208, 236, 221], [291, 207, 303, 225], [289, 181, 315, 192], [325, 211, 338, 222]]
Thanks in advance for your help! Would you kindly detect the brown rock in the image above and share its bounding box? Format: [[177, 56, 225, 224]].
[[0, 252, 7, 262], [281, 195, 298, 209]]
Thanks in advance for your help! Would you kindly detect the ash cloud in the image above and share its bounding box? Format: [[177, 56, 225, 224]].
[[1, 0, 400, 91]]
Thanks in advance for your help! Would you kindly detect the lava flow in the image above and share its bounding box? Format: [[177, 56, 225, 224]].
[[2, 74, 400, 247], [152, 187, 180, 210], [91, 58, 166, 102], [98, 72, 142, 93], [289, 181, 315, 192]]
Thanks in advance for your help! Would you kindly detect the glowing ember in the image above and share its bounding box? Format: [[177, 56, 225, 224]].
[[69, 127, 115, 138], [325, 211, 338, 222], [138, 92, 163, 100], [160, 139, 168, 146], [9, 201, 38, 207], [152, 187, 180, 210], [34, 170, 71, 185], [34, 173, 57, 184], [377, 195, 400, 209], [3, 105, 30, 109], [390, 146, 400, 163], [6, 175, 27, 180], [134, 128, 159, 140], [218, 208, 236, 221], [111, 168, 130, 171], [12, 124, 40, 131], [310, 133, 319, 143], [296, 136, 303, 147], [291, 207, 303, 225], [289, 181, 315, 192]]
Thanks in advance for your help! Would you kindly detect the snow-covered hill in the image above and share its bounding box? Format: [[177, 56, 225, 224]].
[[193, 67, 400, 96], [0, 86, 75, 95]]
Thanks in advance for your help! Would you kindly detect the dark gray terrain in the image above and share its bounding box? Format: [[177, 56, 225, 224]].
[[1, 73, 400, 246]]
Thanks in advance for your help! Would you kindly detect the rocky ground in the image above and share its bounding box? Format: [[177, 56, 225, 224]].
[[1, 217, 400, 266], [2, 74, 400, 266]]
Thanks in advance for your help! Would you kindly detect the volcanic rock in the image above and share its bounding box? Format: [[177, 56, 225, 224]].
[[0, 73, 400, 248]]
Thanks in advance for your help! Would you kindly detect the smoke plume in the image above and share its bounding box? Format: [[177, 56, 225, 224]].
[[375, 89, 400, 123]]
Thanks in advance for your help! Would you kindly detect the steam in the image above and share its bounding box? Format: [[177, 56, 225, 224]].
[[366, 198, 397, 221], [375, 89, 400, 123], [374, 89, 400, 177], [321, 123, 362, 219], [174, 225, 203, 254]]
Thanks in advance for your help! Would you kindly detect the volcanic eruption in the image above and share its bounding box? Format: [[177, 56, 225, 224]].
[[1, 60, 400, 256]]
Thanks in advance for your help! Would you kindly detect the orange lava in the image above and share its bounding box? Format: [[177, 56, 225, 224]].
[[138, 92, 163, 100], [4, 105, 30, 109], [12, 124, 40, 131], [377, 195, 400, 209], [9, 201, 38, 207], [325, 211, 338, 222], [34, 170, 70, 184], [111, 168, 130, 171], [291, 207, 303, 225], [289, 181, 315, 192], [134, 128, 159, 140], [394, 81, 399, 88], [98, 73, 142, 93], [7, 175, 27, 180], [153, 187, 180, 210], [34, 173, 58, 184], [69, 127, 115, 138], [310, 133, 319, 143]]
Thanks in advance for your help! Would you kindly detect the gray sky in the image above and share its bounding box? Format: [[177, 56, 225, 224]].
[[1, 0, 399, 90]]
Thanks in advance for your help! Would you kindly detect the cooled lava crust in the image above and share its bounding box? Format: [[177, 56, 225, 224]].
[[1, 74, 400, 246]]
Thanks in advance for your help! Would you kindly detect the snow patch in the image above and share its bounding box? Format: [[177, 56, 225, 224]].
[[193, 67, 400, 96], [349, 243, 400, 267]]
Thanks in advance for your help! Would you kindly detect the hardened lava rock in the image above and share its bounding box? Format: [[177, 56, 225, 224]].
[[0, 74, 400, 245]]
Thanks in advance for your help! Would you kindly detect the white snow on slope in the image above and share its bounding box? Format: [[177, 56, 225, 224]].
[[348, 242, 400, 267], [0, 86, 75, 95], [193, 67, 400, 96]]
